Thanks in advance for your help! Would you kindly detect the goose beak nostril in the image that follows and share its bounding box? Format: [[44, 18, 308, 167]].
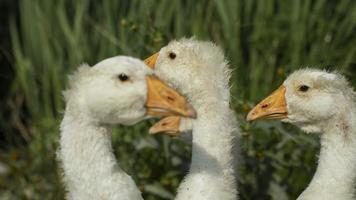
[[246, 86, 288, 121], [261, 104, 269, 109]]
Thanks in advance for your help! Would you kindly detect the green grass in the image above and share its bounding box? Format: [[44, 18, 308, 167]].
[[1, 0, 355, 199]]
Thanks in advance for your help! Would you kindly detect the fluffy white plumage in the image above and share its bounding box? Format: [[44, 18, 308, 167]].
[[153, 38, 240, 200], [59, 56, 151, 200], [282, 69, 356, 200]]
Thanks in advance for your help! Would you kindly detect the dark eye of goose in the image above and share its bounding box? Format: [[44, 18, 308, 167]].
[[118, 73, 129, 82], [168, 52, 176, 59], [299, 85, 310, 92]]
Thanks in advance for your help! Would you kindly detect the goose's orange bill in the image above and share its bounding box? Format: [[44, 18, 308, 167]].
[[145, 75, 196, 118], [145, 53, 187, 136], [144, 53, 159, 69], [247, 86, 288, 121], [149, 116, 181, 136]]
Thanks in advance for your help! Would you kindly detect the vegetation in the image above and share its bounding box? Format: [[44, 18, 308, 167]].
[[1, 0, 355, 199]]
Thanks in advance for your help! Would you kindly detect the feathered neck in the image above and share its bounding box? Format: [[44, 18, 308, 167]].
[[297, 105, 356, 200], [59, 98, 142, 200], [175, 88, 238, 200]]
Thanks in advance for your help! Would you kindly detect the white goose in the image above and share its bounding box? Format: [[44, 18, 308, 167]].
[[247, 69, 356, 200], [58, 56, 196, 200], [145, 38, 239, 200]]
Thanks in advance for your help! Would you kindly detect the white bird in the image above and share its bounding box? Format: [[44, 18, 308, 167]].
[[58, 56, 196, 200], [247, 69, 356, 200], [145, 38, 240, 200]]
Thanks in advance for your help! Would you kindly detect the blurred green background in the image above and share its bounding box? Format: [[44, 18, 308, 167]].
[[0, 0, 355, 199]]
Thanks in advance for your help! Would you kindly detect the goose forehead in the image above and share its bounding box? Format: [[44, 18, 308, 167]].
[[284, 69, 336, 86], [160, 42, 196, 58], [93, 56, 152, 75], [166, 39, 221, 55], [167, 38, 199, 49], [159, 41, 224, 68]]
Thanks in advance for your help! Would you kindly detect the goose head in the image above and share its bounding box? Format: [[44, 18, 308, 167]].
[[145, 38, 231, 135], [64, 56, 196, 125], [145, 38, 230, 98], [247, 69, 353, 133]]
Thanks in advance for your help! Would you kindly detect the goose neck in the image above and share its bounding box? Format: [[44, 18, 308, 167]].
[[59, 100, 142, 199], [298, 108, 356, 200]]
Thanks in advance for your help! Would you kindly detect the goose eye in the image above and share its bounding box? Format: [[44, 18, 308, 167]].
[[118, 73, 129, 82], [299, 85, 310, 92], [168, 52, 176, 59]]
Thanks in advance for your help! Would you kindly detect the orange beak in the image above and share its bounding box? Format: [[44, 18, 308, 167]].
[[144, 53, 159, 69], [148, 116, 181, 136], [145, 53, 190, 136], [246, 86, 288, 121], [145, 75, 196, 118]]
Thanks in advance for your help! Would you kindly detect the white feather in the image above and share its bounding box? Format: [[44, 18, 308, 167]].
[[154, 38, 240, 200]]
